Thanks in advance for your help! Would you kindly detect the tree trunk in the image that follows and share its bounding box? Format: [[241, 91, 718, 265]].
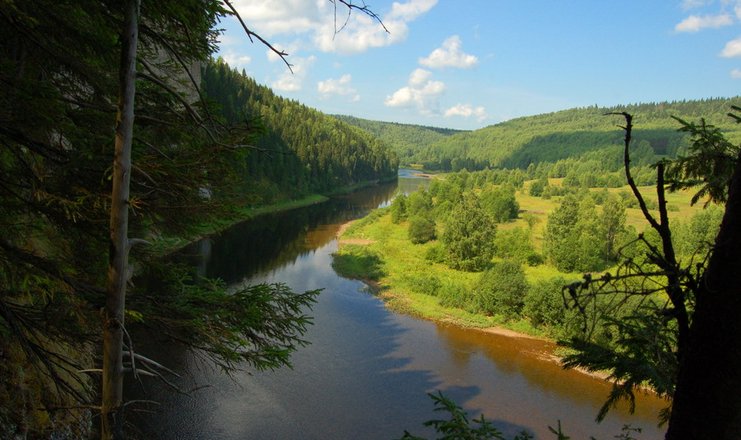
[[102, 1, 139, 438], [665, 150, 741, 439]]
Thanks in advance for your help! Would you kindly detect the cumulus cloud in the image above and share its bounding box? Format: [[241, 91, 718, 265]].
[[731, 68, 741, 78], [317, 74, 360, 101], [221, 52, 252, 70], [315, 0, 437, 54], [229, 0, 437, 55], [721, 36, 741, 57], [227, 0, 321, 36], [385, 68, 445, 115], [675, 13, 733, 32], [444, 104, 487, 121], [271, 55, 316, 92], [419, 35, 478, 69]]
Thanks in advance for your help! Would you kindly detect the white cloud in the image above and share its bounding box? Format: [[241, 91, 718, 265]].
[[314, 0, 437, 54], [444, 104, 487, 121], [385, 68, 445, 115], [419, 35, 478, 69], [681, 0, 712, 10], [721, 36, 741, 57], [227, 0, 321, 36], [731, 68, 741, 78], [675, 13, 734, 32], [389, 0, 438, 21], [409, 68, 432, 86], [228, 0, 437, 55], [271, 55, 316, 92], [317, 74, 360, 101], [221, 51, 252, 70]]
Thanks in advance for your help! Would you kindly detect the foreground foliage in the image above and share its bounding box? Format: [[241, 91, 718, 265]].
[[399, 392, 534, 440], [0, 1, 389, 437]]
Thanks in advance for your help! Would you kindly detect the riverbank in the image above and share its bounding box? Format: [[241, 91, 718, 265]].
[[150, 178, 396, 256], [149, 194, 329, 256], [335, 209, 554, 335], [333, 213, 623, 383]]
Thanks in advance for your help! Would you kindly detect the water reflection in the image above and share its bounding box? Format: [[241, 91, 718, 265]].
[[132, 172, 666, 439], [176, 182, 398, 284]]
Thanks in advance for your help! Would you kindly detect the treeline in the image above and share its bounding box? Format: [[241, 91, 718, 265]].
[[333, 115, 466, 164], [202, 60, 398, 202], [403, 98, 741, 171]]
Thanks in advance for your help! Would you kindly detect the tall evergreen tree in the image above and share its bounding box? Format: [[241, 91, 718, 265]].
[[0, 1, 389, 437]]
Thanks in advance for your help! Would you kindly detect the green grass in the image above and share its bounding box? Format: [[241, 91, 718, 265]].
[[335, 212, 542, 333], [334, 180, 706, 339], [332, 245, 385, 280]]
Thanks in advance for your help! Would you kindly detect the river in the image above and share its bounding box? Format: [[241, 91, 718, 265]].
[[130, 170, 666, 439]]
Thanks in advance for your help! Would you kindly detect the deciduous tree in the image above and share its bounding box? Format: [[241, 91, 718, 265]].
[[442, 194, 496, 271]]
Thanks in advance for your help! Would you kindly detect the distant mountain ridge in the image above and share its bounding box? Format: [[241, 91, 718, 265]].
[[332, 115, 467, 163], [338, 98, 741, 171]]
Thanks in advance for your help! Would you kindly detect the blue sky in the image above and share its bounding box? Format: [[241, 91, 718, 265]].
[[218, 0, 741, 130]]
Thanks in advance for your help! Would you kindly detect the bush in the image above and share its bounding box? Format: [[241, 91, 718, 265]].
[[480, 184, 519, 223], [523, 277, 568, 328], [390, 193, 408, 224], [425, 243, 447, 264], [475, 261, 529, 317], [438, 281, 474, 310], [406, 274, 441, 296], [525, 252, 544, 266], [407, 190, 433, 218], [528, 177, 548, 197], [493, 227, 535, 263], [408, 215, 436, 244]]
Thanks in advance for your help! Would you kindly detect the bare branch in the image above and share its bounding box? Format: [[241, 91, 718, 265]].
[[607, 112, 661, 231], [222, 0, 293, 72], [334, 0, 389, 33]]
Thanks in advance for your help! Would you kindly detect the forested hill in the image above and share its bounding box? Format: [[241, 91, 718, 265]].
[[406, 98, 741, 171], [202, 60, 399, 203], [333, 115, 467, 164]]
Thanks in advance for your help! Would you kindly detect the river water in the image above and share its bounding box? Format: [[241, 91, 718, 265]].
[[131, 171, 667, 439]]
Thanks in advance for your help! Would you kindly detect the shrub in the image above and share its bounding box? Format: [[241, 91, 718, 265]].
[[408, 215, 436, 244], [424, 243, 446, 264], [523, 277, 568, 328], [493, 227, 535, 263], [475, 261, 528, 317], [407, 274, 441, 296], [438, 281, 474, 310], [390, 193, 408, 224]]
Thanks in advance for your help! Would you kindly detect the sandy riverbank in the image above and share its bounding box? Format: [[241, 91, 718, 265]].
[[333, 218, 617, 385]]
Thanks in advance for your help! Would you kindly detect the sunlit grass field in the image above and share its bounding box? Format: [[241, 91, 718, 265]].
[[335, 178, 708, 337]]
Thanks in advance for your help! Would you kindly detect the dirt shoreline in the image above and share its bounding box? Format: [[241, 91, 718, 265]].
[[334, 219, 617, 385]]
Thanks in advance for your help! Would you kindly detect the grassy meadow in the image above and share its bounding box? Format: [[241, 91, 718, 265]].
[[333, 178, 707, 338]]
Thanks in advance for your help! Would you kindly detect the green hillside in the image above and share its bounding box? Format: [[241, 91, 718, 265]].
[[408, 98, 741, 171], [333, 115, 466, 166], [202, 60, 399, 203]]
